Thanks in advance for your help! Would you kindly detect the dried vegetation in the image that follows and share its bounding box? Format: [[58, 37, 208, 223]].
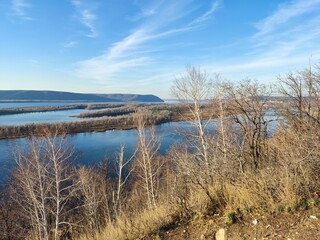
[[1, 65, 320, 239]]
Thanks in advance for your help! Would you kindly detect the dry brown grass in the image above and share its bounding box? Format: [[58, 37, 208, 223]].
[[78, 204, 173, 240]]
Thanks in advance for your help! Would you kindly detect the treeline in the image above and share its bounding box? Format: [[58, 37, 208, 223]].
[[0, 103, 126, 116], [1, 64, 320, 240], [73, 103, 187, 119], [74, 104, 150, 118]]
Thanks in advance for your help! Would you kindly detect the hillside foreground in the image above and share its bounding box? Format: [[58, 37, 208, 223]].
[[3, 66, 320, 240], [141, 208, 320, 240]]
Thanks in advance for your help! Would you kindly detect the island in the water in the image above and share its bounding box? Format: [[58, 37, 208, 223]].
[[0, 90, 164, 103]]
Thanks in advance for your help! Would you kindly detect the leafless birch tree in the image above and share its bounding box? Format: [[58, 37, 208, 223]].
[[134, 110, 162, 208], [171, 66, 214, 178], [111, 145, 135, 217], [11, 127, 78, 240], [77, 167, 106, 235]]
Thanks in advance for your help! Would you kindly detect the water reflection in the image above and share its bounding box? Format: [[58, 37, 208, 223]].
[[0, 113, 280, 184], [0, 109, 90, 126], [0, 122, 192, 183]]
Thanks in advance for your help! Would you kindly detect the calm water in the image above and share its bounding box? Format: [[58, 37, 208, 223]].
[[0, 101, 116, 126], [0, 121, 194, 183], [0, 109, 90, 126], [0, 101, 279, 185]]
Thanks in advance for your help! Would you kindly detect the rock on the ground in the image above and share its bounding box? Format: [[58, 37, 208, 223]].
[[215, 228, 227, 240]]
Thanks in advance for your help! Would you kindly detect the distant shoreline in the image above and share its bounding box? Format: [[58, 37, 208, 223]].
[[0, 90, 165, 103]]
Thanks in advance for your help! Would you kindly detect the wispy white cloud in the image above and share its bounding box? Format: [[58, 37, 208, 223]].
[[253, 0, 320, 38], [207, 51, 320, 90], [11, 0, 32, 20], [140, 8, 156, 17], [63, 41, 78, 48], [76, 56, 151, 80], [80, 9, 97, 38], [70, 0, 98, 38], [249, 0, 320, 65], [206, 54, 316, 75], [202, 0, 320, 84], [107, 29, 147, 60], [75, 1, 221, 81], [128, 1, 162, 21], [250, 13, 320, 54], [190, 0, 221, 25]]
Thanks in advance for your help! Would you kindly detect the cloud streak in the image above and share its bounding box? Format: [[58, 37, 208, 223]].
[[249, 0, 320, 60], [71, 0, 98, 38], [80, 9, 97, 38], [11, 0, 31, 20], [253, 0, 320, 38], [63, 41, 78, 48], [190, 0, 221, 25], [76, 56, 151, 80], [75, 1, 221, 81], [202, 0, 320, 84], [128, 1, 162, 21]]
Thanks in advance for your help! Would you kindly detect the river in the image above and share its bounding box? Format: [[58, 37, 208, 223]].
[[0, 101, 279, 185], [0, 121, 195, 184]]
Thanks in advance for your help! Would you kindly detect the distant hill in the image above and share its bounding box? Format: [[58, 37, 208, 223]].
[[98, 94, 164, 103], [0, 90, 164, 103]]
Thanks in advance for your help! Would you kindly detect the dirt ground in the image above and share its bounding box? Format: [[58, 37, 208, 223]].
[[141, 208, 320, 240]]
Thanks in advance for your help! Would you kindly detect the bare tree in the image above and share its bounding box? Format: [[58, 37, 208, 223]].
[[134, 110, 162, 208], [77, 145, 136, 236], [212, 76, 230, 163], [0, 186, 24, 240], [274, 63, 320, 201], [222, 79, 273, 171], [77, 167, 107, 235], [11, 127, 78, 240], [43, 129, 78, 240], [170, 66, 227, 208], [13, 138, 50, 240], [278, 63, 320, 128], [171, 66, 214, 177], [112, 145, 135, 218]]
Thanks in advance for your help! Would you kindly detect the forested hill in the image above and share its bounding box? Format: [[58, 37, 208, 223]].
[[97, 94, 164, 102], [0, 90, 164, 102]]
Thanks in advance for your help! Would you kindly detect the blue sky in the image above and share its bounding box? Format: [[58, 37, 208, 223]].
[[1, 0, 320, 98]]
